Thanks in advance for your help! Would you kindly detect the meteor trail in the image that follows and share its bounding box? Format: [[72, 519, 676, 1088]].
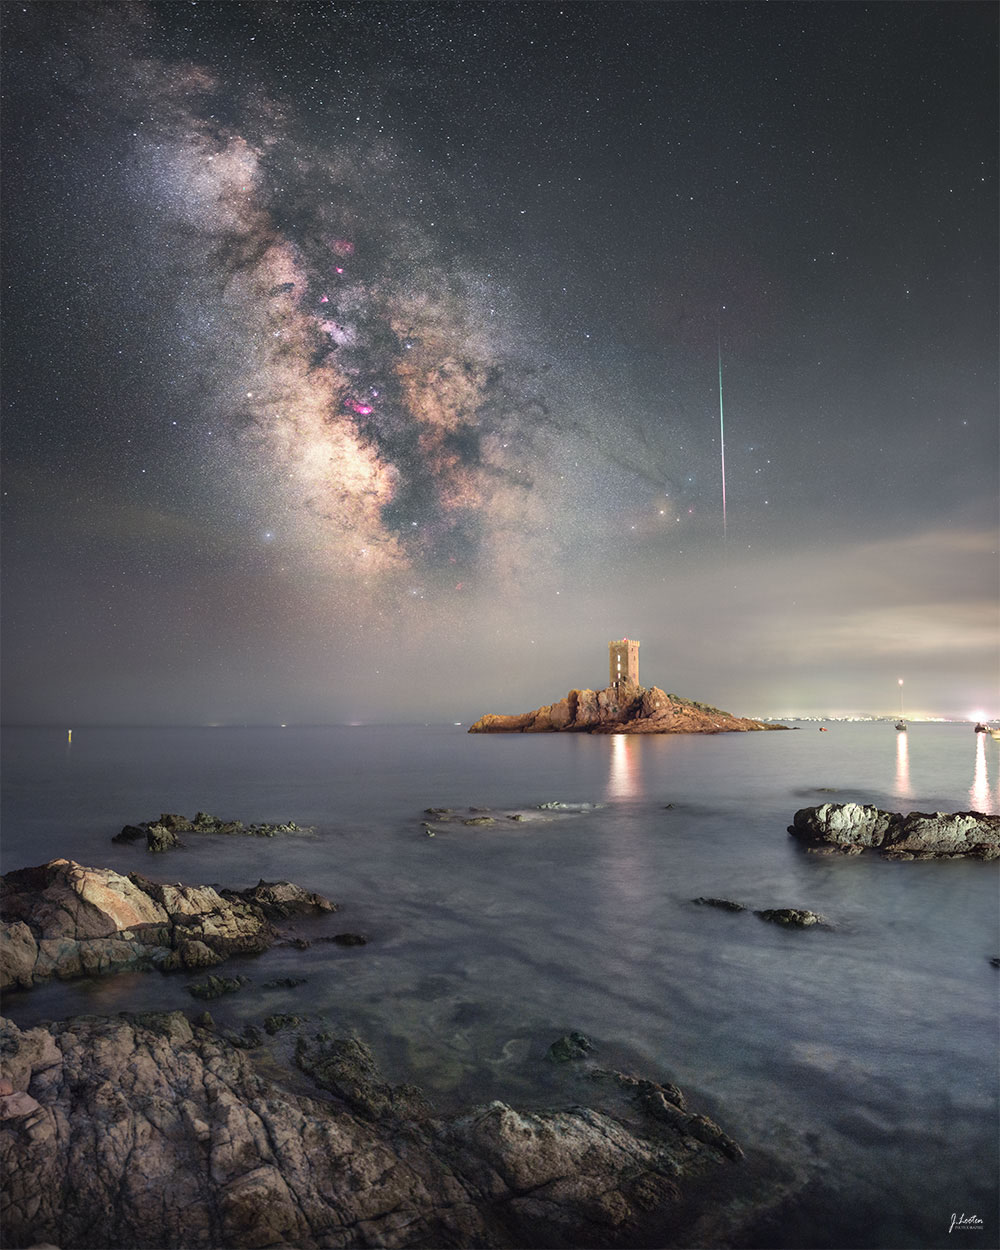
[[717, 324, 727, 544]]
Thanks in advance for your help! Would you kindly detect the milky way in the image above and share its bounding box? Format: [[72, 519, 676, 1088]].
[[106, 38, 591, 594], [2, 1, 996, 723]]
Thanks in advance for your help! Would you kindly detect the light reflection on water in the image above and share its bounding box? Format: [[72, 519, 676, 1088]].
[[894, 730, 911, 803], [970, 732, 993, 812], [1, 723, 997, 1250], [606, 731, 640, 799]]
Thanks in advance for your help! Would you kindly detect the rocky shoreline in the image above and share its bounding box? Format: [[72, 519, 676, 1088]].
[[0, 1007, 776, 1250], [0, 846, 803, 1249], [12, 790, 992, 1248], [468, 684, 787, 734], [0, 858, 336, 990]]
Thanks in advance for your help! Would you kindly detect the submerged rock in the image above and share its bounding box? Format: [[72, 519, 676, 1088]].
[[469, 684, 788, 735], [692, 897, 747, 912], [186, 973, 251, 1000], [756, 908, 829, 928], [789, 804, 1000, 859], [0, 860, 336, 989], [0, 1009, 758, 1250], [547, 1031, 595, 1062], [264, 1013, 304, 1034], [421, 803, 602, 834]]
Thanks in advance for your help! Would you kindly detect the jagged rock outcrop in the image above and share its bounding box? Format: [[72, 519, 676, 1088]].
[[0, 1010, 758, 1250], [114, 811, 311, 852], [789, 804, 1000, 859], [0, 859, 336, 989], [469, 684, 785, 734]]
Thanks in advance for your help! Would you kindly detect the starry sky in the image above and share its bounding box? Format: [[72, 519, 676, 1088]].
[[2, 1, 997, 725]]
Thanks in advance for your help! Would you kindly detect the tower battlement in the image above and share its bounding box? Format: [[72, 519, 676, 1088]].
[[609, 638, 639, 691]]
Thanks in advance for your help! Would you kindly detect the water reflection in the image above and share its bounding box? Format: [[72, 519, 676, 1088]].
[[969, 732, 993, 812], [607, 733, 642, 799], [894, 731, 911, 803]]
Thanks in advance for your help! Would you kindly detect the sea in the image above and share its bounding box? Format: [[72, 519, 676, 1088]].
[[1, 721, 998, 1250]]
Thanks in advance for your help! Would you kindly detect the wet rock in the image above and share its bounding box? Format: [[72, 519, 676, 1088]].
[[226, 878, 336, 919], [157, 813, 196, 833], [222, 1024, 264, 1050], [538, 800, 589, 810], [262, 976, 308, 989], [264, 1013, 303, 1034], [424, 804, 601, 831], [331, 932, 367, 946], [0, 1009, 775, 1250], [547, 1031, 594, 1062], [295, 1033, 430, 1120], [112, 824, 146, 844], [113, 812, 313, 849], [789, 804, 1000, 859], [186, 974, 250, 1000], [756, 908, 828, 928], [0, 860, 336, 989], [145, 823, 181, 853], [693, 897, 747, 911]]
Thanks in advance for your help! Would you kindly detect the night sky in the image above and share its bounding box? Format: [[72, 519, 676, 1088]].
[[2, 1, 997, 725]]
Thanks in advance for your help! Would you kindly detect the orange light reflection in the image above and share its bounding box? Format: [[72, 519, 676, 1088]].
[[607, 733, 641, 800]]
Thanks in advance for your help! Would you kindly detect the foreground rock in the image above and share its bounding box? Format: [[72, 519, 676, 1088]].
[[0, 860, 336, 989], [789, 804, 1000, 860], [469, 684, 786, 734], [114, 811, 312, 852], [0, 1010, 762, 1250]]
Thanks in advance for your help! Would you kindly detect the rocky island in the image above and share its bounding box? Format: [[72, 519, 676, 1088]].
[[469, 639, 785, 735], [469, 683, 783, 735]]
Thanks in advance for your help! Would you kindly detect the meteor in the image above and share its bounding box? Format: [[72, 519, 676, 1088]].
[[717, 320, 727, 543]]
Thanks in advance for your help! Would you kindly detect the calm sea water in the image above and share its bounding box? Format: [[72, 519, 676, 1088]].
[[2, 722, 998, 1249]]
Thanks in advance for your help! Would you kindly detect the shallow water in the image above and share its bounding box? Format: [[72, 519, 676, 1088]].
[[2, 722, 998, 1249]]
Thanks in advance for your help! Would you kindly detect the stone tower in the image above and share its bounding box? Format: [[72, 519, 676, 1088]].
[[609, 638, 640, 692]]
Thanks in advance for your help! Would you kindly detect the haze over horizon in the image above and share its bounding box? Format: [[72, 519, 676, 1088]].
[[2, 2, 997, 728]]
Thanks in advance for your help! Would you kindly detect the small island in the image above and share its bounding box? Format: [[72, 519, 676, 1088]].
[[469, 639, 787, 734]]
